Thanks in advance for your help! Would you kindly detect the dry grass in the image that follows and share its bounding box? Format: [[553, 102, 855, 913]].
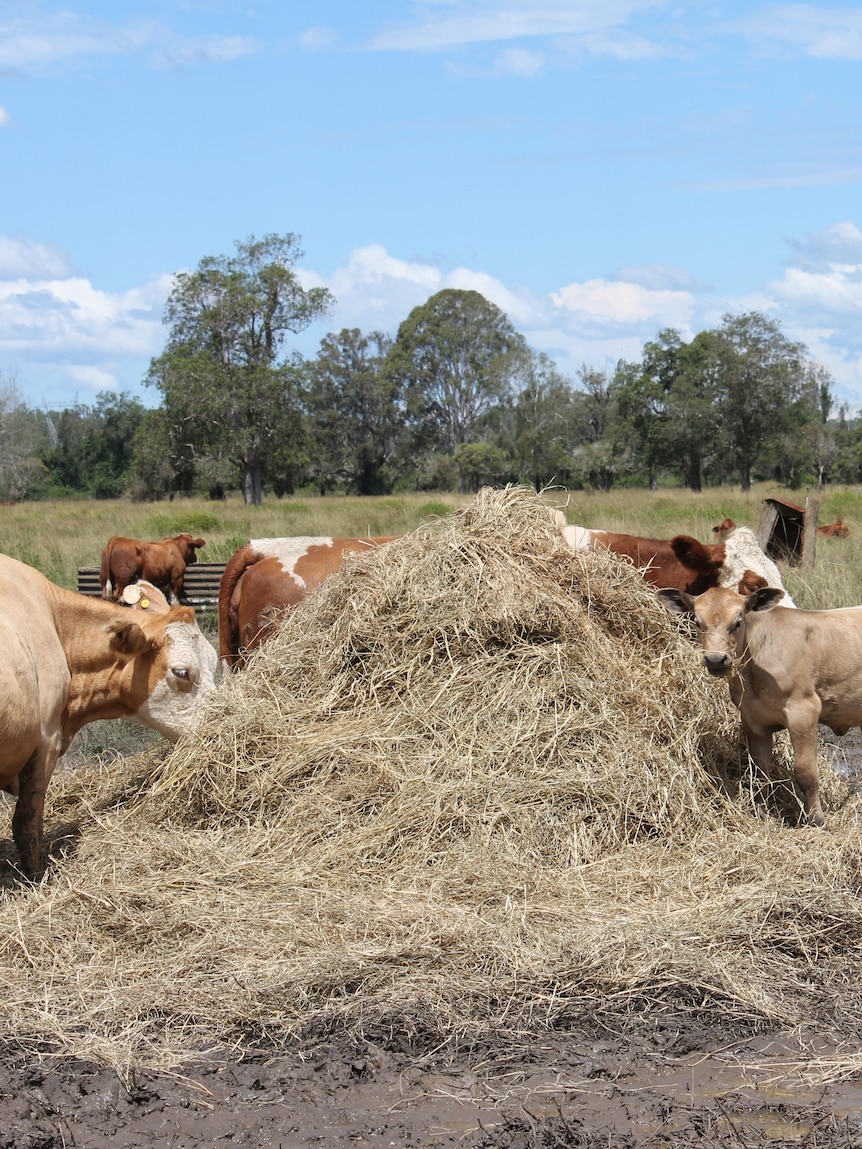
[[2, 485, 862, 1080]]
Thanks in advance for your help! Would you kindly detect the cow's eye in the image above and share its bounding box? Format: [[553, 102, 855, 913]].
[[730, 616, 742, 632]]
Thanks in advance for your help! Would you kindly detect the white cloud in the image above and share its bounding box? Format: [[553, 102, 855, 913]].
[[552, 278, 694, 326], [0, 106, 9, 127], [785, 222, 862, 271], [0, 236, 73, 280], [365, 1, 667, 54], [66, 364, 121, 393], [769, 266, 862, 316], [0, 236, 171, 405], [734, 5, 862, 60], [0, 15, 256, 73], [300, 26, 339, 52], [492, 47, 545, 76]]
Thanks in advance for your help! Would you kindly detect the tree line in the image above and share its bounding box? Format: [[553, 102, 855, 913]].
[[1, 232, 858, 505]]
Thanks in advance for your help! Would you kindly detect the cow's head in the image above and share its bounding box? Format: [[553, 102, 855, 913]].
[[107, 604, 218, 740], [711, 517, 738, 540], [657, 584, 785, 677], [172, 534, 206, 565]]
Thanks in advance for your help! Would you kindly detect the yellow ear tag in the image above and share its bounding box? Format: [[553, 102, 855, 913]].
[[140, 598, 150, 609]]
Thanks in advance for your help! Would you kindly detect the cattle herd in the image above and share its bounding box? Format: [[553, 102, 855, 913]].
[[0, 507, 854, 877]]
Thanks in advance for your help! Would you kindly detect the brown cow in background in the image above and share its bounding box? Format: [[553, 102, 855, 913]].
[[817, 519, 850, 538], [714, 516, 849, 541], [100, 533, 206, 604], [712, 518, 737, 540]]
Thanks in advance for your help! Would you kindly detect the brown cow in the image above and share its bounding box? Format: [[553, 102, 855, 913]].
[[817, 519, 850, 538], [0, 558, 218, 876], [219, 535, 401, 670], [100, 533, 206, 604], [559, 525, 795, 603], [657, 583, 862, 828]]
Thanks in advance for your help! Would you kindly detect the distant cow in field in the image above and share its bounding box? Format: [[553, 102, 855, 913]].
[[560, 525, 795, 604], [218, 535, 402, 670], [817, 519, 850, 539], [100, 533, 206, 604], [0, 558, 218, 877], [657, 583, 862, 828]]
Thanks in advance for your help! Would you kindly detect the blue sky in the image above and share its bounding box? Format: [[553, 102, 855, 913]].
[[2, 0, 861, 413]]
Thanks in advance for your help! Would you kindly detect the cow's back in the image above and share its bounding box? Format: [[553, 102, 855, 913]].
[[0, 557, 70, 788], [219, 535, 401, 669], [745, 606, 862, 709], [100, 536, 146, 600]]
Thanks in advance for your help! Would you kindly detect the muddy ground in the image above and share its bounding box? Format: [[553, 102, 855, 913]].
[[3, 1019, 862, 1148], [4, 736, 862, 1147]]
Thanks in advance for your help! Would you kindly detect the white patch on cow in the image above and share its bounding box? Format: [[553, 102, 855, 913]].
[[719, 527, 797, 608], [249, 536, 336, 590], [133, 620, 218, 739], [560, 525, 596, 551]]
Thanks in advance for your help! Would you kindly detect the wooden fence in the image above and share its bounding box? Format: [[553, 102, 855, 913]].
[[77, 562, 227, 613]]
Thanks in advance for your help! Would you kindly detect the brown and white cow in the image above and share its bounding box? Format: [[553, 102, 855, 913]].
[[657, 583, 862, 828], [560, 524, 795, 605], [0, 556, 218, 877], [100, 533, 207, 604], [218, 535, 401, 671]]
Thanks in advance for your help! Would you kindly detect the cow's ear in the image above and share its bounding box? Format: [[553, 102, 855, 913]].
[[121, 582, 171, 615], [106, 619, 158, 656], [192, 538, 206, 548], [657, 587, 694, 616], [745, 586, 785, 613]]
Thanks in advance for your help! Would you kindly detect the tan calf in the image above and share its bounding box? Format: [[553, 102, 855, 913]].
[[658, 584, 862, 828]]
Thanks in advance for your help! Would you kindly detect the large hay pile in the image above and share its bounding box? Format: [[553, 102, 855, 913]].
[[2, 486, 862, 1075]]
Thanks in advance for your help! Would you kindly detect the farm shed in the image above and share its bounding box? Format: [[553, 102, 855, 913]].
[[757, 495, 819, 566]]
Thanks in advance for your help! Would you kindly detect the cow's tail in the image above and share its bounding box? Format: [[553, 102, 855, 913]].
[[218, 545, 258, 671], [99, 537, 116, 599]]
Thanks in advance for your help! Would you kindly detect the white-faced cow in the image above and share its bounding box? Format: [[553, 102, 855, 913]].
[[218, 536, 401, 671], [100, 533, 206, 604], [657, 583, 862, 828], [0, 557, 218, 877], [560, 524, 795, 604]]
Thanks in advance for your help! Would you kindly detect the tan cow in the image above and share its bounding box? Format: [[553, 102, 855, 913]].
[[219, 536, 401, 670], [100, 533, 206, 604], [657, 583, 862, 828], [0, 557, 218, 877]]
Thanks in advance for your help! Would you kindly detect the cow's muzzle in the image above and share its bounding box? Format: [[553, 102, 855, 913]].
[[703, 651, 731, 677]]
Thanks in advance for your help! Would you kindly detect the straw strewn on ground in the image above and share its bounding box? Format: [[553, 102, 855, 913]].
[[1, 485, 861, 1076]]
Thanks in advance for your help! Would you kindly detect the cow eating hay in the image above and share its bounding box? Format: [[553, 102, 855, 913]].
[[0, 486, 859, 1075]]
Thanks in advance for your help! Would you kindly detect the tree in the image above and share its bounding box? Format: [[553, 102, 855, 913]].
[[511, 353, 579, 490], [305, 328, 402, 495], [147, 234, 333, 505], [0, 372, 42, 500], [712, 312, 823, 492], [384, 289, 528, 492]]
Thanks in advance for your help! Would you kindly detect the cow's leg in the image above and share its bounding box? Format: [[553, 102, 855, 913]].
[[743, 727, 772, 814], [11, 747, 56, 878], [785, 700, 825, 827]]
